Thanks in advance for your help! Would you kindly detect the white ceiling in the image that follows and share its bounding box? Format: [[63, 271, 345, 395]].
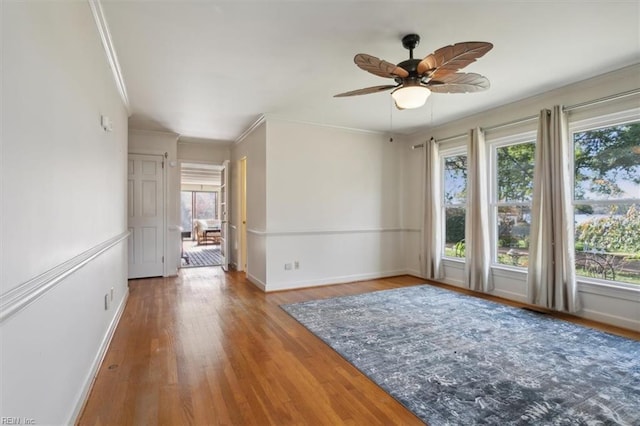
[[101, 1, 640, 143]]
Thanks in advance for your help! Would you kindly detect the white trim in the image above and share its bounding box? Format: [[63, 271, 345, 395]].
[[246, 227, 419, 237], [264, 269, 409, 292], [247, 273, 267, 291], [0, 231, 130, 323], [69, 288, 129, 424], [88, 0, 130, 114], [578, 307, 640, 332], [569, 107, 640, 133], [405, 268, 423, 277], [263, 114, 390, 137], [577, 280, 640, 300], [129, 128, 180, 138], [235, 115, 266, 145]]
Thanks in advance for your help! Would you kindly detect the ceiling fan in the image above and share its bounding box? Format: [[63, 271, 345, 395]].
[[334, 34, 493, 109]]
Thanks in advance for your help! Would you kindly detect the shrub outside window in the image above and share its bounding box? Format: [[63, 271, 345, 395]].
[[493, 141, 535, 267], [442, 153, 468, 258]]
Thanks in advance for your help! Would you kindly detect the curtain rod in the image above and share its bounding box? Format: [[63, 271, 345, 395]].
[[431, 114, 538, 144], [432, 133, 466, 144], [428, 88, 640, 145], [563, 88, 640, 112]]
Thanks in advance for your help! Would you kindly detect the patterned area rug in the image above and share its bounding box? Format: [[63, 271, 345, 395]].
[[182, 245, 222, 267], [282, 285, 640, 425]]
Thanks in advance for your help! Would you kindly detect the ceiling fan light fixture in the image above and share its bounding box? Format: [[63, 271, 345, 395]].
[[391, 85, 431, 109]]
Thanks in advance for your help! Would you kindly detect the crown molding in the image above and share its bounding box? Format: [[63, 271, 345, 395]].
[[88, 0, 131, 115], [234, 115, 266, 145]]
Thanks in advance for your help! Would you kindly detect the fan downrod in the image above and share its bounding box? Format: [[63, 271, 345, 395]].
[[401, 34, 420, 51]]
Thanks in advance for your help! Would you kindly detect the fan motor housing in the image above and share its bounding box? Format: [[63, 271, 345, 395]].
[[397, 59, 422, 79]]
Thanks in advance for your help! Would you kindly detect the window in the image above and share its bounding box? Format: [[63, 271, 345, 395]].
[[180, 191, 219, 236], [180, 191, 193, 234], [442, 152, 468, 258], [194, 191, 218, 221], [492, 140, 535, 267], [572, 118, 640, 285]]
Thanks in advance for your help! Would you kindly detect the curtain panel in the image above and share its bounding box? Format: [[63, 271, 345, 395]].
[[422, 140, 442, 279], [465, 127, 493, 292], [527, 106, 579, 312]]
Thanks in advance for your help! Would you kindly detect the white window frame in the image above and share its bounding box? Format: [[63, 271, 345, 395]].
[[488, 131, 536, 270], [440, 145, 468, 261], [569, 108, 640, 289]]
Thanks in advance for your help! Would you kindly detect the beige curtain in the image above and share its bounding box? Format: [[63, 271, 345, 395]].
[[465, 128, 493, 292], [527, 106, 579, 312], [422, 140, 442, 279]]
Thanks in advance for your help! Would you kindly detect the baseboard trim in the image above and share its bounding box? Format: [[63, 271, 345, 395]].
[[247, 273, 267, 291], [578, 307, 640, 332], [69, 288, 129, 424], [0, 231, 130, 323], [265, 270, 408, 292]]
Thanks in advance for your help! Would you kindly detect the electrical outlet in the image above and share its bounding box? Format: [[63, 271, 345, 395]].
[[104, 294, 110, 310], [294, 261, 299, 269], [284, 263, 292, 270]]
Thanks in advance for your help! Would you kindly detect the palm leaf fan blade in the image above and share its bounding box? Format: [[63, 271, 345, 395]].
[[334, 85, 398, 97], [417, 42, 493, 78], [428, 73, 490, 93], [354, 54, 410, 79]]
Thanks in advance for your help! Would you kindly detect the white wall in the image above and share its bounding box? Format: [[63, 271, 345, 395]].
[[256, 119, 408, 291], [404, 64, 640, 330], [178, 137, 231, 164], [399, 139, 424, 277], [230, 120, 267, 286], [1, 2, 129, 424], [128, 129, 181, 276]]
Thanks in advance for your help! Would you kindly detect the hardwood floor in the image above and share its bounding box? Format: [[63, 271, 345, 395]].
[[77, 269, 426, 425], [78, 268, 639, 425]]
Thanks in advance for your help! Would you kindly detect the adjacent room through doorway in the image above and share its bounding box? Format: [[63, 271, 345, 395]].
[[180, 162, 224, 268]]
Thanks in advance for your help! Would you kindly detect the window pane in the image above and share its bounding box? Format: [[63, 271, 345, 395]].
[[497, 142, 535, 202], [444, 155, 467, 204], [574, 122, 640, 201], [575, 203, 640, 285], [496, 206, 531, 267], [180, 191, 193, 233], [194, 192, 216, 220], [444, 207, 466, 258]]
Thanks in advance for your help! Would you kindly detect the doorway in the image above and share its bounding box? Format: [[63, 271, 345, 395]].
[[180, 162, 223, 268]]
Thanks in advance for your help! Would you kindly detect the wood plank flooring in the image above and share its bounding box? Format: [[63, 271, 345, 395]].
[[78, 268, 639, 425]]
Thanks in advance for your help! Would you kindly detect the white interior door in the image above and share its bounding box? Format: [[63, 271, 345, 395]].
[[128, 154, 164, 278], [220, 160, 230, 271]]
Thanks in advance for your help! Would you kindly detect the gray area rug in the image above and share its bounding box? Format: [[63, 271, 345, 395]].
[[282, 285, 640, 425], [182, 246, 222, 267]]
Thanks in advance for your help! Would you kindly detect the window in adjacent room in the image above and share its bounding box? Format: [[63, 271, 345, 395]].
[[572, 115, 640, 286], [442, 151, 468, 259], [491, 138, 536, 268], [180, 190, 219, 239]]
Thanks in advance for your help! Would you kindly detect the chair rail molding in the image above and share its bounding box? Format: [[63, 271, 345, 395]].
[[0, 231, 130, 323], [246, 227, 420, 237]]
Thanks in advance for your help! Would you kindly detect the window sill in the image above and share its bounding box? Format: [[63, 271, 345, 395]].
[[577, 278, 640, 300]]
